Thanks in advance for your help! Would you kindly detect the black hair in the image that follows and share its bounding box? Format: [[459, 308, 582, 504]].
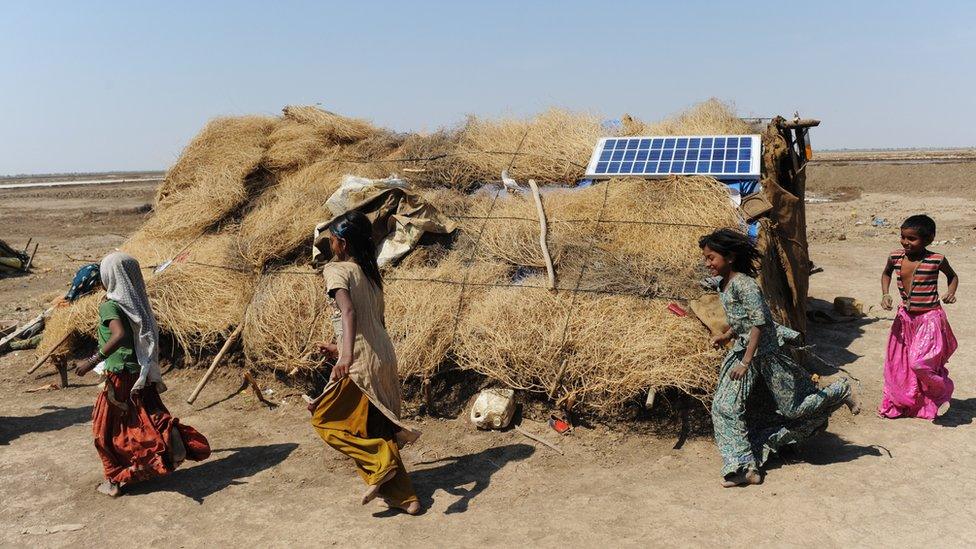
[[901, 214, 936, 241], [698, 228, 761, 277], [329, 210, 383, 289]]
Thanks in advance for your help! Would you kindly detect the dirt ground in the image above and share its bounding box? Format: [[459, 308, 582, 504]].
[[1, 162, 974, 548]]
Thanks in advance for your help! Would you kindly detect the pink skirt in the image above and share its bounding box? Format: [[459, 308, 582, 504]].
[[878, 307, 956, 420]]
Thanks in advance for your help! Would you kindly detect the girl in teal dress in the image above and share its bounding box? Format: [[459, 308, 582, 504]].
[[699, 229, 859, 488]]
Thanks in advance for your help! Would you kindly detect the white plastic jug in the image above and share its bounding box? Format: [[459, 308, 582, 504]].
[[469, 388, 516, 430]]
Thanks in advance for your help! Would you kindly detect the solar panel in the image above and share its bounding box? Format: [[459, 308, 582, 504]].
[[584, 134, 761, 180]]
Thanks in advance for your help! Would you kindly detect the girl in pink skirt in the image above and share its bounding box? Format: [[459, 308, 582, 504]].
[[879, 215, 959, 420]]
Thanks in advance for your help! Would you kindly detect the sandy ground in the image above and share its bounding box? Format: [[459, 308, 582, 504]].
[[1, 163, 974, 548]]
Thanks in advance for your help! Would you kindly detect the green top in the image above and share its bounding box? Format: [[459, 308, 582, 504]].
[[97, 300, 140, 374]]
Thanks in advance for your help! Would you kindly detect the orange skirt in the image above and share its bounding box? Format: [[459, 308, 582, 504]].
[[92, 371, 210, 485]]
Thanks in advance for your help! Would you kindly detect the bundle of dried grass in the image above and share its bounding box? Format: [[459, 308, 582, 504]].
[[238, 161, 345, 267], [454, 280, 721, 415], [387, 129, 478, 189], [264, 106, 379, 171], [36, 292, 103, 357], [384, 252, 510, 379], [155, 115, 276, 206], [476, 177, 737, 297], [243, 268, 331, 373], [620, 98, 753, 137], [458, 109, 603, 184], [146, 231, 256, 351]]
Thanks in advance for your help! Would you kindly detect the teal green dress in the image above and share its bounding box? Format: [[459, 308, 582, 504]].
[[97, 300, 140, 374], [711, 274, 850, 477]]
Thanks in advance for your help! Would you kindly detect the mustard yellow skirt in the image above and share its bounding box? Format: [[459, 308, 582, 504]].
[[311, 378, 417, 506]]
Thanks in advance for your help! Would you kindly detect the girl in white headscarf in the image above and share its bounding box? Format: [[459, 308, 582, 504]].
[[75, 252, 210, 497]]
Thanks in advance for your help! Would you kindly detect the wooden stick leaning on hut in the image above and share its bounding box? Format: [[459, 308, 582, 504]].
[[186, 323, 244, 404], [27, 331, 72, 374], [527, 179, 556, 290]]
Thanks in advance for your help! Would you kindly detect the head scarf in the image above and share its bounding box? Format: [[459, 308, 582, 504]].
[[99, 252, 164, 392], [65, 263, 101, 302]]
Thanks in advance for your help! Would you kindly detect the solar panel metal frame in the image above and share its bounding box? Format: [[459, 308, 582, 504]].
[[584, 134, 762, 180]]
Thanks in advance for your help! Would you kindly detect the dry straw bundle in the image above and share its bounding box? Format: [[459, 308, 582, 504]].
[[145, 231, 255, 351], [243, 268, 331, 373], [620, 98, 754, 137], [454, 283, 722, 413], [238, 161, 344, 267], [264, 106, 378, 171], [384, 252, 510, 379], [458, 109, 604, 184]]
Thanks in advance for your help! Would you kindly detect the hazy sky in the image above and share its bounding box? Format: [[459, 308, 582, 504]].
[[2, 1, 973, 175]]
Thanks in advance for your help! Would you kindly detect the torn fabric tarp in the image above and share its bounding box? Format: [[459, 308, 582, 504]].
[[313, 175, 456, 267]]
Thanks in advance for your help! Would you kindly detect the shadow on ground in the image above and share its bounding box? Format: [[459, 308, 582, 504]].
[[804, 297, 882, 375], [378, 443, 535, 516], [934, 397, 976, 428], [0, 405, 92, 445], [125, 443, 299, 503], [763, 431, 889, 473]]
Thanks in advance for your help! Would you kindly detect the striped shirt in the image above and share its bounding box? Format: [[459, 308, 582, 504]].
[[890, 249, 944, 311]]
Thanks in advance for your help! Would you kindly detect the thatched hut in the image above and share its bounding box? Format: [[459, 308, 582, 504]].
[[37, 100, 817, 419]]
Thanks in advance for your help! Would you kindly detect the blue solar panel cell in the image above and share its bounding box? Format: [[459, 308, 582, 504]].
[[586, 135, 759, 179]]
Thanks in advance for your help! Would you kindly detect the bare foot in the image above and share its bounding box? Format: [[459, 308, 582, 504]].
[[96, 480, 121, 497], [721, 470, 762, 488], [383, 498, 422, 515], [743, 469, 762, 485], [844, 393, 861, 416], [938, 400, 951, 417], [362, 469, 397, 505]]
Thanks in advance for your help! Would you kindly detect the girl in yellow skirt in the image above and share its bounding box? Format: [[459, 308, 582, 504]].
[[308, 210, 422, 515]]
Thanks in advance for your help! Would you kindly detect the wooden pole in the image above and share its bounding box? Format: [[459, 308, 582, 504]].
[[186, 324, 243, 404], [528, 179, 556, 290], [547, 358, 569, 400], [25, 243, 39, 271], [26, 331, 72, 374], [514, 425, 563, 455]]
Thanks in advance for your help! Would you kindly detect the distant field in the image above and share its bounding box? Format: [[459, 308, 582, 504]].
[[0, 171, 165, 188], [811, 148, 976, 164]]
